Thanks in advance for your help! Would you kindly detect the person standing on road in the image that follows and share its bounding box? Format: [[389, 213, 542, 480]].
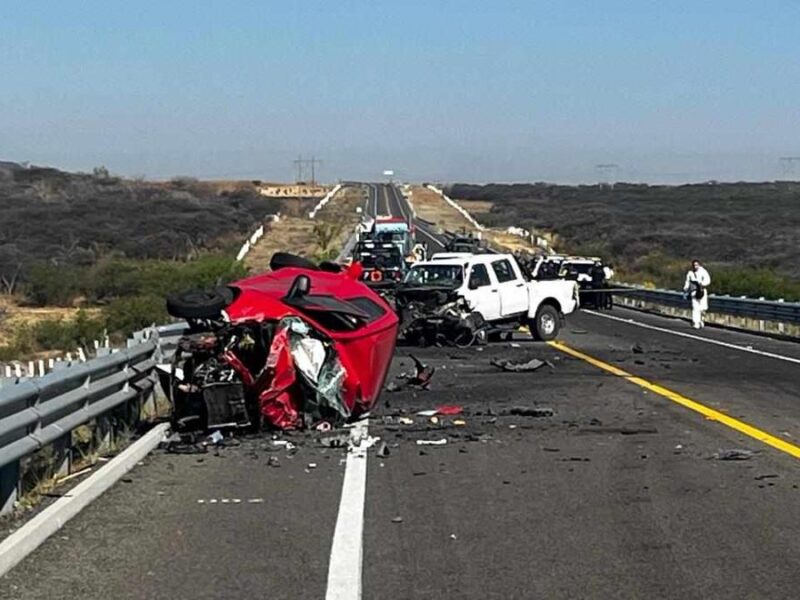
[[684, 259, 711, 328]]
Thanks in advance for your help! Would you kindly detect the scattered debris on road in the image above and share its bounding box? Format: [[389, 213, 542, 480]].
[[491, 357, 552, 372], [387, 355, 436, 392], [377, 441, 391, 457], [416, 405, 464, 417], [399, 354, 436, 388], [508, 406, 555, 418], [711, 448, 756, 461]]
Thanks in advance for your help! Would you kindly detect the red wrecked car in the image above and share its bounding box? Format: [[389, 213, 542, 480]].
[[165, 253, 398, 431]]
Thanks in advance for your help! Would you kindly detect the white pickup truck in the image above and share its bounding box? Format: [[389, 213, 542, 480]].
[[398, 253, 579, 340]]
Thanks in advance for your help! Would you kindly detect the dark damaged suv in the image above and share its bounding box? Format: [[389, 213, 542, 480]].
[[353, 241, 406, 290]]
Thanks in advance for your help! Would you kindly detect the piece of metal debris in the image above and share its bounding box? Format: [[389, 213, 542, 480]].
[[416, 439, 448, 446], [272, 440, 296, 450], [318, 432, 350, 448], [377, 441, 391, 457], [508, 406, 555, 418], [711, 448, 755, 461], [491, 358, 548, 372], [407, 354, 435, 388]]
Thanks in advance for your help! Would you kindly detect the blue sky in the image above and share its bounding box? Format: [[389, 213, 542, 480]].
[[2, 1, 799, 183]]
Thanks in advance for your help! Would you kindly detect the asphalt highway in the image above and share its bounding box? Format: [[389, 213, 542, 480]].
[[366, 183, 448, 252], [2, 185, 799, 599]]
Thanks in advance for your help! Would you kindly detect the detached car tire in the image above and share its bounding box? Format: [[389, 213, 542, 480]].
[[166, 287, 234, 319], [270, 252, 318, 271], [530, 305, 560, 341]]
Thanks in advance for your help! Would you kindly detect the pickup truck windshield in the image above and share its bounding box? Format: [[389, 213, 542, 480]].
[[404, 264, 464, 287]]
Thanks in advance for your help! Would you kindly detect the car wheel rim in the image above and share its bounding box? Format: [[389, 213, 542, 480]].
[[540, 313, 556, 335]]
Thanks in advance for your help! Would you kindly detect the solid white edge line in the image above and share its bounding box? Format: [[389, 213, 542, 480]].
[[325, 419, 370, 600], [584, 309, 800, 366], [0, 422, 170, 577]]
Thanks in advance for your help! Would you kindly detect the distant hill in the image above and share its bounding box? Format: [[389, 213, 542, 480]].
[[0, 165, 281, 292], [0, 161, 24, 179], [446, 181, 800, 299]]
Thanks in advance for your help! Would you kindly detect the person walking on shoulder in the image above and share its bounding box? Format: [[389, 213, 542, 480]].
[[684, 259, 711, 329]]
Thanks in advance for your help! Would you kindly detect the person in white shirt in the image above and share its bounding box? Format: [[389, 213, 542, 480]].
[[684, 259, 711, 329]]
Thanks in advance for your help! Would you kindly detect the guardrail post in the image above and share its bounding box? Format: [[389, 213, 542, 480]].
[[95, 416, 114, 455], [51, 435, 72, 478], [140, 372, 158, 420], [0, 461, 20, 514]]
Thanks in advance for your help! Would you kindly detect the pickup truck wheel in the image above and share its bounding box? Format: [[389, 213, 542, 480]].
[[530, 305, 560, 341]]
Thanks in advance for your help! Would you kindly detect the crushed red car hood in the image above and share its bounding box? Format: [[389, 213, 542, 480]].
[[223, 266, 399, 427]]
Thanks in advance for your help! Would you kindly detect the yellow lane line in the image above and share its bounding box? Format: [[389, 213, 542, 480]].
[[548, 340, 800, 460]]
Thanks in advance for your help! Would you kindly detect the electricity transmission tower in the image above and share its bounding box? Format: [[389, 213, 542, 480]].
[[293, 155, 323, 185], [595, 163, 620, 186], [779, 157, 800, 179]]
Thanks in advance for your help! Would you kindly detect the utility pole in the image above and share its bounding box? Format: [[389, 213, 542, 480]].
[[595, 163, 620, 186], [292, 155, 323, 184], [309, 156, 322, 186], [779, 157, 800, 179]]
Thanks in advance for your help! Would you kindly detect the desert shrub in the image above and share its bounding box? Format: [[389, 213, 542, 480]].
[[22, 253, 248, 307], [312, 221, 344, 261], [711, 267, 800, 301], [104, 295, 167, 334], [25, 263, 85, 306], [30, 310, 106, 351]]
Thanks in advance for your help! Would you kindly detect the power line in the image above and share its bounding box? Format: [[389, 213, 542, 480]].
[[779, 156, 800, 179], [595, 163, 620, 186], [292, 155, 323, 185]]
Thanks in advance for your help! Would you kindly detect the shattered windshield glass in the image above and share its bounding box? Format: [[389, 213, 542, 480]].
[[404, 264, 464, 287]]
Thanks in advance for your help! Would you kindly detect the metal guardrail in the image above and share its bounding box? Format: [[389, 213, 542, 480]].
[[613, 285, 800, 325], [0, 195, 357, 514], [0, 322, 188, 513]]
